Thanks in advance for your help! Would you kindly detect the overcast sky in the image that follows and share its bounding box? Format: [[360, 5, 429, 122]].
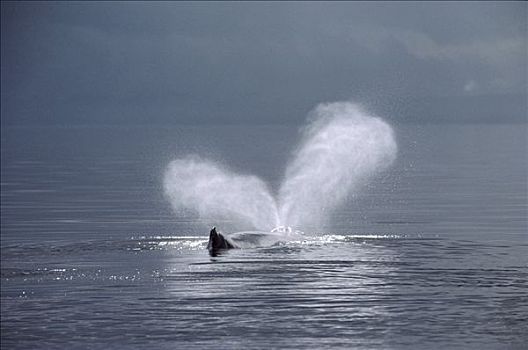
[[1, 1, 526, 125]]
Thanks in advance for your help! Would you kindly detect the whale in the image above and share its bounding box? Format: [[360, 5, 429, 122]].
[[206, 226, 303, 256], [207, 227, 236, 256]]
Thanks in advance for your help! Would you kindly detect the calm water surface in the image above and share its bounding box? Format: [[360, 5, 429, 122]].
[[1, 124, 527, 349]]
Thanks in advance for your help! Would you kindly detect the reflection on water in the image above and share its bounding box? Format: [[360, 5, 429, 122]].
[[2, 234, 527, 349]]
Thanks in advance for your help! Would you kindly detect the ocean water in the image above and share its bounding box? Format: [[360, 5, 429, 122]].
[[1, 124, 527, 349]]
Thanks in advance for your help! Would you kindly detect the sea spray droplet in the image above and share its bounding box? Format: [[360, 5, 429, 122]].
[[163, 101, 397, 231], [278, 102, 397, 229], [163, 156, 280, 231]]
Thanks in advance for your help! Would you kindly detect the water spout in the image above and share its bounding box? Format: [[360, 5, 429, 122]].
[[163, 101, 397, 232]]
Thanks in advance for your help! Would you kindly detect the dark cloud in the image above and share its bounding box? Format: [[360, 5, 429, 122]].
[[1, 2, 526, 125]]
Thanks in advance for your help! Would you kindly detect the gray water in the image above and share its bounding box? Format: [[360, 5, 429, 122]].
[[1, 124, 527, 349]]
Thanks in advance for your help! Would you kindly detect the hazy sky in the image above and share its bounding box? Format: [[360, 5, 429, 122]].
[[1, 1, 526, 125]]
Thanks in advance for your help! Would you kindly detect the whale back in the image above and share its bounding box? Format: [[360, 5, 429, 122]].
[[207, 227, 235, 256]]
